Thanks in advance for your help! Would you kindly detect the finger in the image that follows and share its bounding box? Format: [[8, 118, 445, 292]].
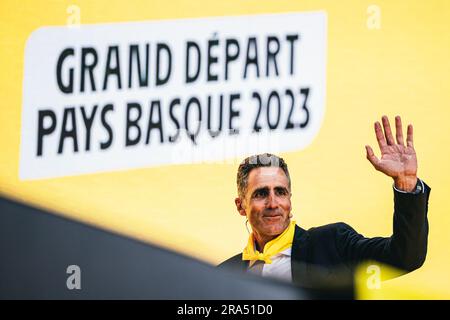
[[365, 145, 380, 170], [382, 115, 395, 145], [406, 124, 414, 147], [395, 115, 405, 146], [374, 121, 387, 150]]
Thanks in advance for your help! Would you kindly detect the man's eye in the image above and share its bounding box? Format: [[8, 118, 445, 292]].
[[276, 189, 288, 196], [254, 190, 267, 198]]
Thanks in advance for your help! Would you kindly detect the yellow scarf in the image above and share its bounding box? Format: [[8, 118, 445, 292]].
[[242, 220, 296, 265]]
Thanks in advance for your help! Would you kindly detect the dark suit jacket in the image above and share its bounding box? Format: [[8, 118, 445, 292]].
[[218, 183, 431, 288]]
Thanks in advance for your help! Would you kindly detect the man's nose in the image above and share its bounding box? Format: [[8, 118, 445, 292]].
[[265, 191, 279, 208]]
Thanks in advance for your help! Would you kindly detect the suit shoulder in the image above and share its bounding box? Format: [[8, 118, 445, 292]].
[[306, 223, 361, 245], [217, 253, 242, 268], [307, 222, 356, 235]]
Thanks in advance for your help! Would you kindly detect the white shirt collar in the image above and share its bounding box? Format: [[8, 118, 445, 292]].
[[268, 246, 292, 260]]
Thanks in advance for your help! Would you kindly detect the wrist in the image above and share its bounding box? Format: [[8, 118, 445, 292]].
[[394, 176, 418, 192]]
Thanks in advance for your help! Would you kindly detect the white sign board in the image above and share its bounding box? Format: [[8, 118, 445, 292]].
[[20, 11, 327, 179]]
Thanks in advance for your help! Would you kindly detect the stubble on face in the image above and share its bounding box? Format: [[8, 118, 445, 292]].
[[244, 167, 292, 247]]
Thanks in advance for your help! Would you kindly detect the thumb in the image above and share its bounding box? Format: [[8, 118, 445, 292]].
[[365, 145, 380, 170]]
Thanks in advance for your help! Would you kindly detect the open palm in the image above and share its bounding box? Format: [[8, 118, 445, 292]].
[[366, 116, 418, 192]]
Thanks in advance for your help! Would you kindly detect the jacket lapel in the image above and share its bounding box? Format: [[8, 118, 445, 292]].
[[240, 254, 249, 271], [233, 253, 249, 272], [291, 225, 310, 285]]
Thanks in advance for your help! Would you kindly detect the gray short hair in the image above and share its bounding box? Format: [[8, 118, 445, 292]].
[[236, 153, 291, 198]]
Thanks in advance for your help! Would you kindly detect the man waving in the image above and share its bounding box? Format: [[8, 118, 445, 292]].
[[219, 116, 430, 287]]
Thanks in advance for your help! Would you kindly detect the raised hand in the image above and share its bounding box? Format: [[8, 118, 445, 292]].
[[365, 115, 418, 192]]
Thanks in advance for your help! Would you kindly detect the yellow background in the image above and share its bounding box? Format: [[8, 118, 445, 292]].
[[1, 0, 449, 298]]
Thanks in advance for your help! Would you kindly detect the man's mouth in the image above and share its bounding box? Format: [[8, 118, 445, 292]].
[[263, 214, 282, 219], [263, 210, 283, 217]]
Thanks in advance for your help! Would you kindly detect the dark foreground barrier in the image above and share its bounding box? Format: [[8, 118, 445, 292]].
[[0, 195, 353, 299]]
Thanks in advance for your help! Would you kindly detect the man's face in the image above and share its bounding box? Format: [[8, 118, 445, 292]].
[[237, 167, 292, 240]]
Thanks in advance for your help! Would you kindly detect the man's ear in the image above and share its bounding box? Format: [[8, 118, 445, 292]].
[[234, 197, 247, 217]]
